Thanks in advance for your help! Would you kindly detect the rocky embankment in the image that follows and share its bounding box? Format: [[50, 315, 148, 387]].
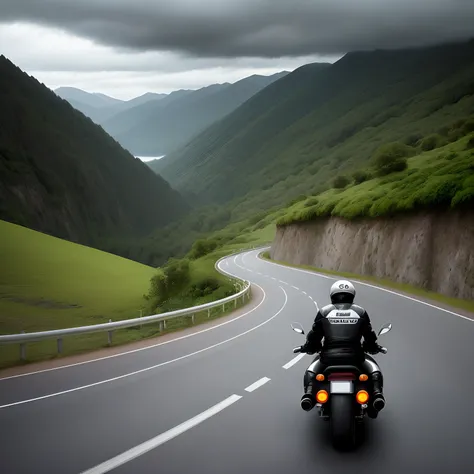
[[271, 211, 474, 300]]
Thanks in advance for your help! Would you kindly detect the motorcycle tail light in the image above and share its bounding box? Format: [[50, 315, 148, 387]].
[[356, 390, 369, 404], [359, 374, 369, 382], [328, 373, 356, 381], [316, 390, 329, 403], [316, 374, 325, 382]]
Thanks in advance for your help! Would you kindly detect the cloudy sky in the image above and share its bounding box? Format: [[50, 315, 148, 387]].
[[1, 0, 473, 100]]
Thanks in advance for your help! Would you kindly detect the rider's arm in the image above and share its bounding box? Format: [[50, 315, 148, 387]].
[[361, 311, 379, 351], [303, 311, 324, 353]]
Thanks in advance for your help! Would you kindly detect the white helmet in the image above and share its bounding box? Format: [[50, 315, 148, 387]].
[[330, 280, 356, 305]]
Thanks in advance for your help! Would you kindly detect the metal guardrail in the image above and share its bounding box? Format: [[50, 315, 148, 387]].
[[0, 248, 266, 361]]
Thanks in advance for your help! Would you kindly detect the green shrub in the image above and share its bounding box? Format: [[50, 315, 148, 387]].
[[188, 238, 219, 259], [463, 119, 474, 134], [188, 278, 220, 298], [304, 197, 319, 207], [421, 134, 443, 151], [333, 175, 350, 189], [404, 133, 423, 147], [352, 170, 371, 184], [374, 155, 408, 176], [372, 142, 412, 176], [466, 137, 474, 150]]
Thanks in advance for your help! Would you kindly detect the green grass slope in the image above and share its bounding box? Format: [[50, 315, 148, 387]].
[[0, 55, 188, 250], [0, 219, 271, 367], [0, 219, 156, 337], [277, 134, 474, 225], [158, 39, 474, 212]]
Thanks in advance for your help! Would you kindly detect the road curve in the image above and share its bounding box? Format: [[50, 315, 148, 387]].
[[1, 249, 474, 473]]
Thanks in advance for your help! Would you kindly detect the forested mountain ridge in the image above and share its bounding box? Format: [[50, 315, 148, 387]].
[[0, 55, 188, 249], [157, 40, 474, 211]]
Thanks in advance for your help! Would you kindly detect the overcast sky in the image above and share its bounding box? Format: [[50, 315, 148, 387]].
[[1, 0, 473, 100]]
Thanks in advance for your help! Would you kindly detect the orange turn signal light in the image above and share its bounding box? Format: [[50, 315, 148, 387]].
[[359, 374, 369, 382], [356, 390, 369, 404], [316, 374, 325, 382], [316, 390, 329, 404]]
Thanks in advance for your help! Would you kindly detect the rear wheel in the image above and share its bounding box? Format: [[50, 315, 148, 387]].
[[330, 395, 356, 450]]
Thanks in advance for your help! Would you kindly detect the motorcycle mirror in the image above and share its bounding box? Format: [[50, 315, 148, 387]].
[[378, 323, 392, 336], [291, 322, 305, 335]]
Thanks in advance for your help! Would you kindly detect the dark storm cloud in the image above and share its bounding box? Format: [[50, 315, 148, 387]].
[[1, 0, 474, 57]]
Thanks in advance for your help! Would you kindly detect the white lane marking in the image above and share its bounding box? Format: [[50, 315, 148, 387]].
[[0, 288, 288, 409], [282, 353, 306, 370], [292, 285, 299, 290], [0, 258, 259, 382], [280, 281, 289, 285], [302, 291, 307, 295], [80, 394, 242, 474], [271, 277, 277, 281], [245, 377, 271, 393], [257, 252, 473, 323]]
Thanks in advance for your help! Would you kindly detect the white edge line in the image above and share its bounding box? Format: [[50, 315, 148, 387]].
[[0, 258, 258, 381], [0, 287, 288, 409], [257, 252, 473, 323], [80, 394, 242, 474], [282, 353, 306, 370], [244, 377, 271, 393]]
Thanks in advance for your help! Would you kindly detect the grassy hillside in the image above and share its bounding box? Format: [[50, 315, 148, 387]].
[[158, 40, 474, 212], [277, 133, 474, 225], [0, 219, 268, 367], [0, 55, 188, 249], [112, 72, 289, 156], [0, 219, 156, 335]]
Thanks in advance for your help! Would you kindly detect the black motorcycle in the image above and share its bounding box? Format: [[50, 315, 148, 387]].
[[291, 322, 392, 449]]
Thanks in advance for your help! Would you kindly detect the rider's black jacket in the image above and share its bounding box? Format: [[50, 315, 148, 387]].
[[303, 303, 379, 365]]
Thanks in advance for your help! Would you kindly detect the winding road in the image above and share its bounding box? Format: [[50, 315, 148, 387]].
[[1, 249, 474, 473]]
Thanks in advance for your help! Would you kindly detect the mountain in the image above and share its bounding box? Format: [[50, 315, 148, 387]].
[[100, 89, 194, 138], [109, 71, 290, 156], [0, 55, 188, 250], [124, 92, 167, 109], [156, 39, 474, 212], [55, 87, 123, 108], [55, 88, 169, 126]]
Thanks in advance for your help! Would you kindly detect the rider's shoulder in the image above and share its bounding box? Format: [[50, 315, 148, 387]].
[[350, 304, 367, 316], [320, 304, 336, 316]]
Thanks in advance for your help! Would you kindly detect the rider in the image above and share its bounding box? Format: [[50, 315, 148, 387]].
[[300, 280, 385, 418]]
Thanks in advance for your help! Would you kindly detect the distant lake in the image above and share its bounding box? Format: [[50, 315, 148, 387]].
[[136, 155, 165, 162]]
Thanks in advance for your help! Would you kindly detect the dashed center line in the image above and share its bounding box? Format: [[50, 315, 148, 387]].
[[282, 353, 306, 370], [244, 377, 271, 393], [291, 285, 299, 290]]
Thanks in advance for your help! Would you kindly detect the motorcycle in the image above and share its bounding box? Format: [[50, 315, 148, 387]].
[[291, 322, 392, 449]]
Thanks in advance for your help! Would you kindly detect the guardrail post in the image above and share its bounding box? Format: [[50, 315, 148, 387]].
[[234, 298, 237, 308], [163, 320, 167, 330], [191, 314, 195, 325], [208, 308, 211, 318], [222, 303, 225, 312], [159, 321, 164, 332], [20, 330, 26, 361], [57, 338, 63, 354], [107, 319, 113, 345]]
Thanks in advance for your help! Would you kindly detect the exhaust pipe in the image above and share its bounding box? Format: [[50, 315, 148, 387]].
[[301, 396, 315, 411], [373, 396, 385, 412]]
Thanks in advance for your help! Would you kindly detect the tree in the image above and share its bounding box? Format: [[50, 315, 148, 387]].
[[373, 142, 411, 176], [352, 170, 371, 184], [333, 175, 350, 189]]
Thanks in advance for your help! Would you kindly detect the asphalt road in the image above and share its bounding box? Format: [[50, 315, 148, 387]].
[[1, 249, 474, 474]]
